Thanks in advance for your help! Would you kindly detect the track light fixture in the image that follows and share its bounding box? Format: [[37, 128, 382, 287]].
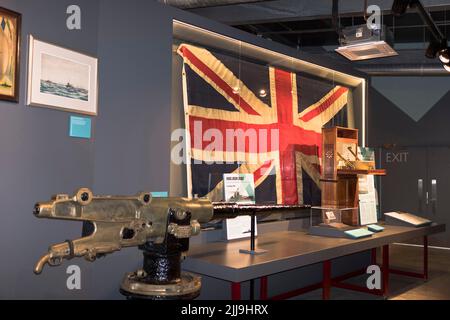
[[443, 62, 450, 72], [439, 48, 450, 64], [392, 0, 449, 73], [426, 39, 449, 61], [432, 42, 450, 72]]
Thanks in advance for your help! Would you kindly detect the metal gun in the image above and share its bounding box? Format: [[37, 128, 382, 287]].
[[34, 188, 304, 299]]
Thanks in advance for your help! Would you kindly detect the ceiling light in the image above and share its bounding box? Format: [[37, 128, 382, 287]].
[[259, 89, 267, 98]]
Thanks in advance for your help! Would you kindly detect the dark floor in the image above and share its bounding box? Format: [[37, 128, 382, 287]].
[[388, 244, 450, 300], [295, 243, 450, 300]]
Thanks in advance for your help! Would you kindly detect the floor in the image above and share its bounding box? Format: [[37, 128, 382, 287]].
[[388, 244, 450, 300], [298, 243, 450, 300]]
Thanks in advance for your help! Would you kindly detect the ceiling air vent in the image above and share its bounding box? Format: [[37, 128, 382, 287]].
[[335, 25, 398, 61]]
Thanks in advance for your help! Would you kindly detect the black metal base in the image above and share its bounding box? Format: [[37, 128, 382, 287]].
[[120, 239, 201, 300], [120, 271, 201, 300], [142, 249, 182, 285], [120, 289, 200, 300]]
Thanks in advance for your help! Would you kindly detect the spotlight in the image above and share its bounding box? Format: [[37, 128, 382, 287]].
[[444, 62, 450, 73], [259, 89, 267, 98], [438, 47, 450, 64]]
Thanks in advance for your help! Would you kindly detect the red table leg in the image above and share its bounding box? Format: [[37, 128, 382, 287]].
[[260, 276, 268, 300], [371, 248, 377, 265], [231, 282, 241, 300], [322, 260, 331, 300], [423, 236, 428, 280], [382, 245, 389, 297]]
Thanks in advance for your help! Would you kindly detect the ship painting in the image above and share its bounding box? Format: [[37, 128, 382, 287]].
[[228, 188, 255, 203], [39, 53, 89, 101]]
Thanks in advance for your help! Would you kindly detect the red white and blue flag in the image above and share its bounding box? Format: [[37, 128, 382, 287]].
[[177, 44, 352, 205]]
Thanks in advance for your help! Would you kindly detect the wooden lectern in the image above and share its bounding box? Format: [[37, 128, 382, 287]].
[[321, 127, 385, 226]]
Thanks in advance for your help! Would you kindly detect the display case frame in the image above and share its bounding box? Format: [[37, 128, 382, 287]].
[[171, 21, 369, 203]]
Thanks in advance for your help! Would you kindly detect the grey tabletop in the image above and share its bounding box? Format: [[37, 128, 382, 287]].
[[182, 223, 445, 282]]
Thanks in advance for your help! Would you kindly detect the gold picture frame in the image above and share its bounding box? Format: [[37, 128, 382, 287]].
[[0, 7, 21, 102]]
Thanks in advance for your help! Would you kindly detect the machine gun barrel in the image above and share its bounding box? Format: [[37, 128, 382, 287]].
[[211, 203, 308, 220]]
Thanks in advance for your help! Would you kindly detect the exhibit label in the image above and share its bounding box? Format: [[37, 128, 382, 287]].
[[69, 115, 91, 139]]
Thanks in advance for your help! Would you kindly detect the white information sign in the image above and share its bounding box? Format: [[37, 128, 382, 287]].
[[223, 173, 257, 240]]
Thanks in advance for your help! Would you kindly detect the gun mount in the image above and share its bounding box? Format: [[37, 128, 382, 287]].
[[33, 188, 305, 299]]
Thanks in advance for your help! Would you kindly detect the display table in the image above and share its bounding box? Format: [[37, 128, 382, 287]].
[[182, 223, 445, 300]]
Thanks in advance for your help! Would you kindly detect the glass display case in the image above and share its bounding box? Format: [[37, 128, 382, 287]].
[[170, 21, 368, 228], [309, 206, 359, 238], [171, 21, 367, 205]]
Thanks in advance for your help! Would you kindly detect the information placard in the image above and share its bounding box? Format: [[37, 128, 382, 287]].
[[357, 147, 378, 225], [223, 173, 256, 240]]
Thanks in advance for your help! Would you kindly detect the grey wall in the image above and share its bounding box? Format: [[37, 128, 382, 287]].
[[88, 0, 175, 299], [94, 0, 173, 195], [0, 0, 368, 299], [368, 77, 450, 147], [368, 76, 450, 247], [0, 0, 178, 300], [0, 0, 100, 299]]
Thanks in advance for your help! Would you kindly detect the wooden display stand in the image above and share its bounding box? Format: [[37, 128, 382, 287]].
[[321, 127, 385, 226]]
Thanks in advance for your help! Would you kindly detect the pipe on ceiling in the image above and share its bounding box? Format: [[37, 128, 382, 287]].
[[159, 0, 271, 9], [356, 63, 450, 76]]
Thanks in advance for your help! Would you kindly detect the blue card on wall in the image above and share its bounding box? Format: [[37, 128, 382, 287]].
[[69, 116, 91, 139]]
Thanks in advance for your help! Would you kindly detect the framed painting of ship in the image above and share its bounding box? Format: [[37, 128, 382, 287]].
[[0, 7, 21, 102], [27, 35, 98, 115]]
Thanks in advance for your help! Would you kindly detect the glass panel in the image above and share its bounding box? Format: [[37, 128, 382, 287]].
[[171, 21, 366, 224]]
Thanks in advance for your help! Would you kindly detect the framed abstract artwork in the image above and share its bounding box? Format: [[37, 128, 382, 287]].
[[27, 35, 98, 115], [0, 7, 21, 102]]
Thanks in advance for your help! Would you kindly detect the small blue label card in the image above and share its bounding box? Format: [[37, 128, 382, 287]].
[[367, 224, 385, 232], [151, 191, 169, 198], [69, 116, 92, 139]]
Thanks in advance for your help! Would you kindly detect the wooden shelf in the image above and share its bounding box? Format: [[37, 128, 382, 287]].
[[337, 169, 386, 176]]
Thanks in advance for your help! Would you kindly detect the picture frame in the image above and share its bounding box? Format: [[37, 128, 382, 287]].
[[27, 35, 98, 115], [0, 7, 21, 102]]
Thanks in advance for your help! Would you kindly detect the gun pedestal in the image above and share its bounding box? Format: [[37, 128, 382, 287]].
[[120, 243, 201, 300], [120, 209, 201, 300]]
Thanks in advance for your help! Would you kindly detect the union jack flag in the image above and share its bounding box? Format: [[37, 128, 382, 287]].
[[177, 44, 351, 205]]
